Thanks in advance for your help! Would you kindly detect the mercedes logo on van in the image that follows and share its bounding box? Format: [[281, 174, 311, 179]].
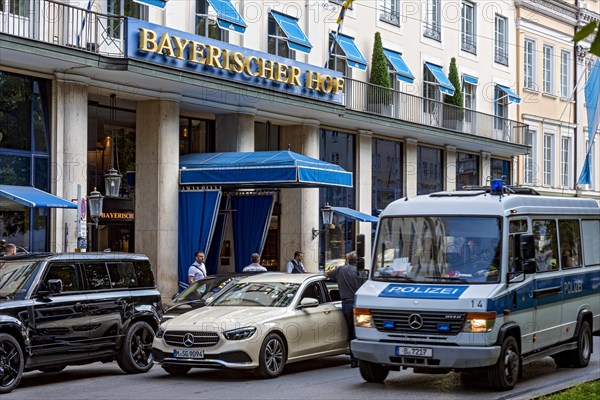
[[183, 333, 195, 347], [408, 314, 424, 330]]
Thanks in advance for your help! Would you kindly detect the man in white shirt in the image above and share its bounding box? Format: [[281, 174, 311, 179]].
[[243, 253, 267, 272], [286, 251, 305, 273], [188, 251, 207, 284]]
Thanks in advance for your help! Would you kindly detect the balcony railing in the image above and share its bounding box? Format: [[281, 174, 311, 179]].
[[0, 0, 126, 57], [344, 78, 526, 145]]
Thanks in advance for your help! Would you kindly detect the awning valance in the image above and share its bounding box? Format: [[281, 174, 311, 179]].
[[332, 207, 378, 222], [383, 49, 414, 83], [496, 84, 521, 104], [425, 62, 455, 96], [463, 74, 479, 85], [206, 0, 247, 34], [0, 185, 77, 208], [180, 151, 352, 188], [271, 10, 312, 54], [132, 0, 167, 9], [334, 33, 368, 71]]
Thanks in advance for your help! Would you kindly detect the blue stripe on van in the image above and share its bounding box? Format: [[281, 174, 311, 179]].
[[379, 284, 468, 299]]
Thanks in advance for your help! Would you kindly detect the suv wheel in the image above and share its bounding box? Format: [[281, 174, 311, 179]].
[[0, 333, 24, 394], [116, 321, 155, 373]]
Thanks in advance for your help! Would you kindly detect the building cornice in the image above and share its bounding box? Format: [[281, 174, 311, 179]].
[[516, 0, 578, 25]]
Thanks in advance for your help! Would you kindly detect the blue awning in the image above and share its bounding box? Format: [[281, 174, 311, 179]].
[[463, 74, 479, 85], [0, 185, 77, 208], [383, 49, 414, 83], [496, 84, 521, 104], [180, 151, 352, 188], [425, 62, 455, 96], [332, 207, 378, 223], [132, 0, 167, 9], [334, 33, 368, 71], [271, 10, 312, 54], [206, 0, 247, 34]]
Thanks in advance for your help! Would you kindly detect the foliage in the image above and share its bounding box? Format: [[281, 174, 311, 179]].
[[444, 57, 464, 120], [368, 32, 392, 105], [574, 22, 600, 56], [535, 379, 600, 400]]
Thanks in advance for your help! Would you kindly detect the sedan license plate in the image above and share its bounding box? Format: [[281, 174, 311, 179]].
[[396, 346, 432, 358], [173, 349, 205, 359]]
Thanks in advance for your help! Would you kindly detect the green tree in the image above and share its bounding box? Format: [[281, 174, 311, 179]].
[[368, 32, 392, 106], [444, 57, 464, 120], [574, 21, 600, 56]]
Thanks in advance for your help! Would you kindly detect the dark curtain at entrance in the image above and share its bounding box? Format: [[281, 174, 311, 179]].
[[178, 189, 221, 288], [231, 194, 274, 272], [205, 196, 229, 275]]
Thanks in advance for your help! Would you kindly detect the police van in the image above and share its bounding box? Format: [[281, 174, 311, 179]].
[[351, 183, 600, 390]]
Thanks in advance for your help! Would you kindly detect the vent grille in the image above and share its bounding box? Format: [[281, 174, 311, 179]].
[[370, 309, 466, 335], [164, 331, 220, 347]]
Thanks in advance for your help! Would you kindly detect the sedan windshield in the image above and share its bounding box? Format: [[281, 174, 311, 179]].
[[373, 216, 501, 284], [211, 282, 300, 307], [0, 260, 40, 300]]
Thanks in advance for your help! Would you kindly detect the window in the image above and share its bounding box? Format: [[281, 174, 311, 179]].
[[558, 220, 582, 269], [423, 65, 440, 115], [424, 0, 441, 41], [179, 117, 215, 155], [494, 15, 508, 65], [84, 263, 111, 290], [108, 0, 147, 38], [524, 39, 536, 90], [543, 133, 554, 186], [494, 86, 507, 130], [461, 1, 476, 53], [417, 145, 443, 195], [2, 0, 29, 16], [560, 50, 571, 98], [380, 0, 400, 25], [107, 262, 137, 288], [268, 14, 295, 59], [196, 0, 229, 41], [328, 34, 351, 77], [532, 219, 558, 272], [560, 136, 571, 188], [490, 158, 511, 184], [582, 220, 600, 265], [543, 44, 554, 94], [456, 152, 479, 189], [372, 138, 403, 210], [462, 79, 476, 124], [523, 128, 536, 184], [255, 122, 279, 151], [44, 264, 79, 292]]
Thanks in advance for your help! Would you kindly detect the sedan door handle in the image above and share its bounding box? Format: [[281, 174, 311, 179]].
[[74, 302, 88, 312], [324, 310, 332, 314]]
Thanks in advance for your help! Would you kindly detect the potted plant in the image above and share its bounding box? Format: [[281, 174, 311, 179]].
[[443, 57, 464, 130], [367, 32, 393, 116]]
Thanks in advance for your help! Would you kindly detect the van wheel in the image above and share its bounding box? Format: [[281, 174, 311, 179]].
[[568, 321, 592, 368], [162, 365, 191, 375], [0, 333, 24, 395], [254, 333, 286, 379], [116, 321, 155, 373], [487, 336, 519, 391], [359, 360, 390, 383]]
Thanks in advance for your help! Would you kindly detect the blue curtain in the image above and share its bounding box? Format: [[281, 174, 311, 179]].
[[178, 190, 221, 288], [205, 196, 229, 275], [231, 194, 274, 272]]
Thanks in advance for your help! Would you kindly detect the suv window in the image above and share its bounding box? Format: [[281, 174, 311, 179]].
[[44, 263, 80, 292], [134, 260, 155, 288], [84, 262, 111, 289], [107, 262, 137, 288]]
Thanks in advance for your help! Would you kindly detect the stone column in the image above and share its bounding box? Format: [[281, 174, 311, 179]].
[[445, 145, 457, 191], [356, 130, 373, 266], [279, 121, 320, 272], [135, 99, 180, 301], [405, 138, 418, 197], [54, 75, 89, 252], [215, 110, 256, 152]]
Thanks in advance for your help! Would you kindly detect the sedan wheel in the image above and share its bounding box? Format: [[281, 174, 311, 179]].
[[255, 333, 286, 379]]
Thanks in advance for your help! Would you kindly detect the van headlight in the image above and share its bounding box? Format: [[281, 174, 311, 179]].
[[155, 325, 166, 339], [223, 327, 256, 341], [462, 312, 496, 333], [354, 308, 374, 328]]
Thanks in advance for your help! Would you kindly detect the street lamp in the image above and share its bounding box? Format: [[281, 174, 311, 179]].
[[312, 203, 334, 240], [88, 188, 104, 228], [104, 93, 121, 197]]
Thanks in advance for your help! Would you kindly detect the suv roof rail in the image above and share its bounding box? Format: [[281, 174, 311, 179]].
[[459, 185, 540, 195]]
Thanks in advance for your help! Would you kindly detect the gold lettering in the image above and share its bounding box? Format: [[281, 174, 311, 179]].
[[138, 28, 158, 52], [172, 36, 190, 60], [156, 33, 175, 57], [243, 56, 260, 77], [287, 66, 301, 86], [258, 59, 275, 80], [274, 63, 289, 83], [318, 74, 334, 94], [333, 77, 344, 94], [230, 52, 244, 73], [188, 41, 206, 64], [221, 49, 231, 70], [305, 70, 320, 90], [205, 45, 223, 68]]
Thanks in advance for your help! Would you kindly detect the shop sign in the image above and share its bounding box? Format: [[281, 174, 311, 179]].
[[126, 19, 344, 105], [101, 212, 135, 220]]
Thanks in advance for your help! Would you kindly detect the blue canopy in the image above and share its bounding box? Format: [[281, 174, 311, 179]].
[[271, 10, 312, 54], [383, 49, 414, 83], [496, 84, 521, 104], [206, 0, 247, 34], [425, 62, 455, 96], [180, 151, 352, 188], [334, 33, 368, 71], [332, 206, 378, 223], [0, 185, 76, 208], [463, 74, 479, 85], [132, 0, 167, 9]]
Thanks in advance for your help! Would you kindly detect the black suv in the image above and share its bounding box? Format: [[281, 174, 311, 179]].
[[0, 252, 162, 394]]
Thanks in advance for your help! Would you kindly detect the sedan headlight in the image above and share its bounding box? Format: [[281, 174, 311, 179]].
[[354, 308, 374, 328], [155, 325, 166, 339], [462, 312, 496, 333], [223, 327, 257, 341]]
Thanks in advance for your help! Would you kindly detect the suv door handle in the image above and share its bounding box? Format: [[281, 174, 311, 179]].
[[74, 302, 88, 312]]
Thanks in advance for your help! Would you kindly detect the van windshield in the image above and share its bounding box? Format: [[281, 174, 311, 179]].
[[372, 216, 501, 284]]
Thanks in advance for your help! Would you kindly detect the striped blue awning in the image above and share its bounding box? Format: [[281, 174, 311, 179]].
[[331, 207, 378, 223], [132, 0, 168, 9], [383, 49, 414, 83], [334, 33, 367, 71], [206, 0, 247, 34], [271, 10, 312, 54], [497, 84, 521, 104], [425, 62, 455, 96], [0, 185, 77, 208], [463, 74, 479, 85]]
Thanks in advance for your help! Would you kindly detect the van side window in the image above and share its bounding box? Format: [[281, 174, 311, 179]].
[[581, 220, 600, 266], [558, 220, 582, 269], [532, 219, 559, 272], [44, 264, 79, 292], [107, 262, 137, 288], [134, 260, 155, 287], [84, 263, 111, 290]]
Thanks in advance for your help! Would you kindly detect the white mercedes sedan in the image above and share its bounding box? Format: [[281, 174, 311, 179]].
[[152, 273, 349, 378]]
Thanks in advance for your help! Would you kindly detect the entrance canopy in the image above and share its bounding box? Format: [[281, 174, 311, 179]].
[[180, 151, 352, 188], [332, 206, 379, 223], [0, 185, 76, 208]]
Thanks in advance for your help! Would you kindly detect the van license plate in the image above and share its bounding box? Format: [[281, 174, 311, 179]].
[[173, 349, 205, 359], [396, 346, 432, 358]]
